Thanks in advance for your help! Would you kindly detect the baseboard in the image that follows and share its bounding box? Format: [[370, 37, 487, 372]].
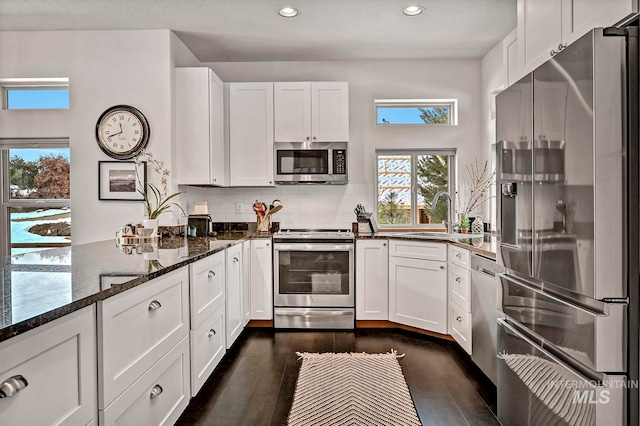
[[356, 320, 455, 341], [247, 320, 274, 327]]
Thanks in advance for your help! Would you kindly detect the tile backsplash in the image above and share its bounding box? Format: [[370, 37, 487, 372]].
[[180, 184, 376, 230]]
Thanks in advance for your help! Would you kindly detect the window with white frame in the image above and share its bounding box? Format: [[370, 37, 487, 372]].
[[377, 150, 456, 227], [0, 139, 71, 256], [375, 99, 458, 126], [1, 78, 70, 110]]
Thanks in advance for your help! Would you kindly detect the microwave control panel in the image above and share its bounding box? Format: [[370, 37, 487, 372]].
[[333, 149, 347, 174]]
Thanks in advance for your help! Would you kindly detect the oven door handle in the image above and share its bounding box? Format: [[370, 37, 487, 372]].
[[275, 310, 353, 317], [274, 243, 354, 252]]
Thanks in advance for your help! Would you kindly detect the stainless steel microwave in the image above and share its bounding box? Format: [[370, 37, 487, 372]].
[[274, 142, 348, 184]]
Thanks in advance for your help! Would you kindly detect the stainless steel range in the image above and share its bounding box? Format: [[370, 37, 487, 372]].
[[273, 229, 354, 329]]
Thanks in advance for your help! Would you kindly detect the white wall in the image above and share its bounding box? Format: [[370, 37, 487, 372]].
[[0, 30, 196, 245], [181, 59, 485, 229]]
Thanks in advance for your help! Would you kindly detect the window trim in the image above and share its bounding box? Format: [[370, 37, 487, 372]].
[[374, 98, 458, 126], [1, 78, 70, 110], [376, 149, 456, 229], [0, 139, 71, 256]]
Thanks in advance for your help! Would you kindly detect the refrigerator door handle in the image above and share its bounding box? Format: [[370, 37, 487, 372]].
[[498, 318, 604, 385], [498, 273, 608, 316]]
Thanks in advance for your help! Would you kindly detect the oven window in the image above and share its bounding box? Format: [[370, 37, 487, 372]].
[[278, 250, 350, 295], [277, 150, 328, 174]]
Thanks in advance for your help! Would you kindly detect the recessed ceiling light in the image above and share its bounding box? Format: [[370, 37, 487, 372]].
[[278, 7, 299, 18], [402, 5, 424, 16]]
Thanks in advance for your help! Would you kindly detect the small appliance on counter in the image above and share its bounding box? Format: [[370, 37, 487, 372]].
[[187, 214, 215, 237], [353, 204, 377, 235]]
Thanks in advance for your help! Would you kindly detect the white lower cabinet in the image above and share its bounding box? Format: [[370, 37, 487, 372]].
[[242, 241, 251, 326], [388, 253, 448, 334], [448, 245, 472, 355], [98, 267, 190, 413], [449, 302, 472, 355], [100, 337, 190, 426], [190, 304, 226, 396], [226, 244, 243, 348], [355, 239, 389, 320], [250, 239, 273, 320], [190, 251, 225, 327], [0, 305, 97, 426]]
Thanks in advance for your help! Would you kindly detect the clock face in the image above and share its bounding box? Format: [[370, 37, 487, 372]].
[[96, 105, 150, 159]]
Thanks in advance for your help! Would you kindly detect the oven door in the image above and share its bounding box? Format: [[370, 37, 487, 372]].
[[274, 242, 354, 307]]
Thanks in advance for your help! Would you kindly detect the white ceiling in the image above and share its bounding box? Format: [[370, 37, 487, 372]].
[[0, 0, 517, 62]]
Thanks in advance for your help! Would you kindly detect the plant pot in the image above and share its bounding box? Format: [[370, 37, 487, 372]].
[[143, 218, 159, 236], [460, 228, 468, 234]]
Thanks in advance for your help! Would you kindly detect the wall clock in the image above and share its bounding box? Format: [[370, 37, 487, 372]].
[[95, 105, 150, 160]]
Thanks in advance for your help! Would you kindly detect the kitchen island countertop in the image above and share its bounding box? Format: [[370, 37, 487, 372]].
[[0, 231, 271, 343]]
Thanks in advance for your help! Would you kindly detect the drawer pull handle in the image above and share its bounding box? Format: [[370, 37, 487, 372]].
[[150, 384, 163, 399], [148, 300, 162, 311], [208, 329, 216, 337], [233, 257, 239, 263], [439, 265, 445, 270], [208, 270, 216, 278], [455, 277, 461, 283], [0, 375, 28, 398], [455, 253, 462, 258], [456, 316, 462, 322]]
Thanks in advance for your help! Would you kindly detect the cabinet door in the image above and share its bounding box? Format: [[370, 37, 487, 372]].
[[242, 240, 251, 326], [502, 28, 521, 88], [274, 82, 311, 142], [229, 83, 274, 186], [355, 240, 389, 320], [176, 67, 226, 186], [562, 0, 636, 46], [250, 239, 273, 320], [389, 256, 447, 334], [190, 304, 225, 397], [0, 306, 96, 426], [518, 0, 563, 73], [311, 82, 349, 142], [226, 244, 243, 349]]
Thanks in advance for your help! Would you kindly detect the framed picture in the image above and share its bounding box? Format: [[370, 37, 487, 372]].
[[98, 161, 146, 201]]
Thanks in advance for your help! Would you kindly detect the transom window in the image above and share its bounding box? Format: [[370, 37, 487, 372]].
[[375, 99, 458, 126], [377, 150, 456, 228], [1, 78, 69, 110]]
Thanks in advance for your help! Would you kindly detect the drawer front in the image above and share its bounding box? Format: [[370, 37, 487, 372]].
[[449, 245, 470, 269], [449, 263, 471, 312], [99, 268, 189, 408], [389, 240, 446, 261], [0, 306, 96, 426], [190, 251, 226, 327], [190, 303, 226, 397], [449, 303, 472, 355], [101, 337, 190, 426]]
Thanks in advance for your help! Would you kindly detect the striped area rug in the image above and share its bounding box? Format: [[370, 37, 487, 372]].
[[288, 350, 422, 426]]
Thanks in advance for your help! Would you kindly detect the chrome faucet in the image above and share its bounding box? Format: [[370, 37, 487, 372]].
[[431, 191, 455, 234]]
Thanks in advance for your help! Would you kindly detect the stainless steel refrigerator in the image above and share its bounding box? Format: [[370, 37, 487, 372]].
[[495, 27, 640, 425]]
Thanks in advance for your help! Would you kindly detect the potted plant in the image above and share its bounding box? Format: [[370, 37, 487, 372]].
[[459, 216, 470, 234], [456, 159, 495, 233], [135, 151, 185, 234]]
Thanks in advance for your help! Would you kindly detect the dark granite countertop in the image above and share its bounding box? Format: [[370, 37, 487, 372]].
[[0, 230, 272, 343], [357, 232, 497, 260]]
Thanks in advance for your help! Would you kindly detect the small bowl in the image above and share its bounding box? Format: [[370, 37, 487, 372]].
[[138, 228, 155, 237]]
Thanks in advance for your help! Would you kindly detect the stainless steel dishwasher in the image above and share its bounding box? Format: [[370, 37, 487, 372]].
[[470, 253, 503, 385]]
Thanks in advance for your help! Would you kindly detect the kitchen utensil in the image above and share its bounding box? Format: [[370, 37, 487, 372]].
[[272, 199, 282, 207], [268, 204, 283, 215]]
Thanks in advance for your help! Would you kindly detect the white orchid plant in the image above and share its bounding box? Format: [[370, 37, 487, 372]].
[[134, 150, 185, 219]]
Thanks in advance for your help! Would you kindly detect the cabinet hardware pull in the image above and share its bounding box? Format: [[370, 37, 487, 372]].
[[148, 300, 162, 311], [455, 253, 461, 258], [0, 375, 28, 398], [456, 316, 462, 322], [306, 136, 310, 141], [383, 243, 386, 246], [208, 270, 216, 278], [550, 49, 557, 57], [456, 277, 461, 283], [266, 243, 270, 247], [208, 329, 216, 337], [233, 257, 239, 262], [439, 265, 445, 270], [313, 136, 317, 140], [150, 384, 163, 399]]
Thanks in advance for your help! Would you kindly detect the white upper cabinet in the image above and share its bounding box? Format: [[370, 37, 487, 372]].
[[274, 82, 349, 142], [176, 67, 226, 186], [518, 0, 636, 74], [228, 83, 275, 186], [502, 28, 522, 88]]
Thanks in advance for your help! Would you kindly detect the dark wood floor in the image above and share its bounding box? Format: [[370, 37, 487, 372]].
[[176, 328, 500, 426]]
